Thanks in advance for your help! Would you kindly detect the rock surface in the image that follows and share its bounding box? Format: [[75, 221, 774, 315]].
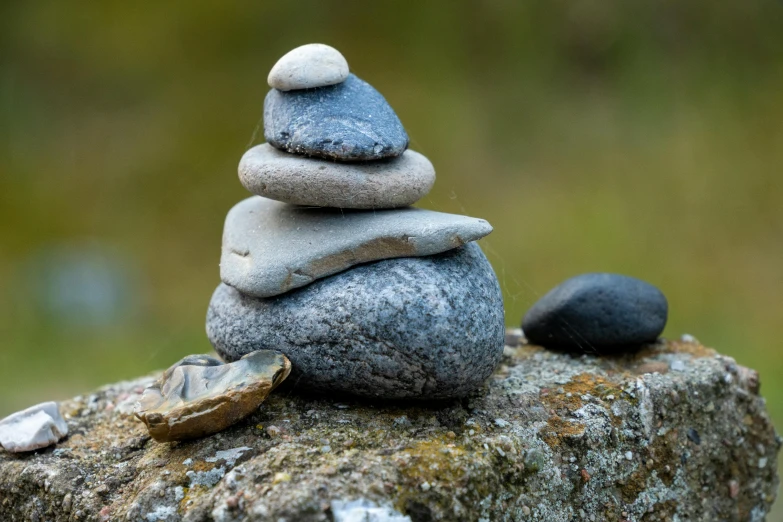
[[264, 74, 409, 161], [135, 351, 291, 442], [0, 336, 778, 521], [267, 43, 349, 91], [210, 242, 505, 399], [523, 273, 668, 352], [0, 401, 68, 453], [238, 144, 435, 209], [219, 196, 493, 298]]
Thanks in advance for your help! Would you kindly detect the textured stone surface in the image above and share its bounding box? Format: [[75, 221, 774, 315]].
[[0, 336, 777, 521], [267, 43, 349, 91], [238, 144, 435, 209], [264, 74, 408, 161], [210, 242, 505, 399], [135, 351, 291, 442], [219, 196, 493, 298], [523, 273, 668, 352], [0, 401, 68, 453]]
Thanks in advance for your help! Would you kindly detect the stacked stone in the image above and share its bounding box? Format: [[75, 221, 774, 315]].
[[207, 44, 505, 400]]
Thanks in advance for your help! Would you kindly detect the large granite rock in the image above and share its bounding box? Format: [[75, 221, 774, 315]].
[[219, 196, 492, 298], [264, 74, 409, 161], [0, 336, 777, 521], [210, 242, 505, 399]]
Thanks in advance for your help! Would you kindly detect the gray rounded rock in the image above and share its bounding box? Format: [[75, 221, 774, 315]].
[[238, 144, 435, 209], [207, 242, 504, 400], [267, 43, 349, 91], [264, 74, 408, 161], [522, 273, 668, 352]]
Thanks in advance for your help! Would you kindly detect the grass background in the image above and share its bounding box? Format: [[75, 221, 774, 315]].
[[2, 1, 782, 516]]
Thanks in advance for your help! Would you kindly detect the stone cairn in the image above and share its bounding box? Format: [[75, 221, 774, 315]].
[[206, 44, 505, 400]]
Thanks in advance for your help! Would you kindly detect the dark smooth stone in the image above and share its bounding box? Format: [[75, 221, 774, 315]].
[[264, 74, 408, 161], [522, 273, 668, 352], [207, 242, 505, 400]]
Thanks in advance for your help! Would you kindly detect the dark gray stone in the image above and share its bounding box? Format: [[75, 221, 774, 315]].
[[522, 273, 668, 351], [207, 242, 504, 399], [264, 74, 408, 161]]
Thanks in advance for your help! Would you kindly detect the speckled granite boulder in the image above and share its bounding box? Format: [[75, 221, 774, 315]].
[[264, 74, 408, 161], [209, 242, 505, 399], [523, 273, 668, 352], [0, 335, 777, 521]]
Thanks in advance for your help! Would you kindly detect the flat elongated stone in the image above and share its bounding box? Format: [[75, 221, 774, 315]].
[[135, 350, 290, 442], [0, 401, 68, 453], [238, 144, 435, 209], [219, 196, 493, 298], [268, 43, 349, 91], [522, 273, 668, 351], [208, 242, 505, 399], [264, 74, 408, 161]]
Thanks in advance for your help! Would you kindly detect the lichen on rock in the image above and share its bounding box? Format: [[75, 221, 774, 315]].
[[0, 335, 778, 521]]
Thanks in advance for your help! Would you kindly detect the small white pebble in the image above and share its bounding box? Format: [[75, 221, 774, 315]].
[[606, 395, 615, 401], [468, 429, 475, 436], [670, 360, 687, 372], [182, 458, 193, 466], [759, 457, 768, 469], [496, 447, 506, 457], [625, 451, 633, 461], [420, 482, 431, 491], [680, 333, 697, 343], [494, 418, 509, 428], [321, 445, 332, 454]]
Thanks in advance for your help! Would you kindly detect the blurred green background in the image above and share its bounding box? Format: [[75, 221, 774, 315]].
[[1, 0, 782, 514]]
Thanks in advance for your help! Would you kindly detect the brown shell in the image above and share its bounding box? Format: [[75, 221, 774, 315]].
[[135, 350, 290, 442]]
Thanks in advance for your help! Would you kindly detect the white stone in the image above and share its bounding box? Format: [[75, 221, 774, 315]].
[[670, 359, 687, 372], [238, 144, 435, 209], [268, 44, 349, 91], [331, 499, 411, 522], [0, 401, 68, 453]]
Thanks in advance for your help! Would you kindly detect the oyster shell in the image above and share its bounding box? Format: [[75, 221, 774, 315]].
[[135, 350, 290, 442]]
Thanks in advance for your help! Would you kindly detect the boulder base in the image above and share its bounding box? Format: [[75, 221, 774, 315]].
[[0, 337, 777, 521], [209, 242, 505, 400]]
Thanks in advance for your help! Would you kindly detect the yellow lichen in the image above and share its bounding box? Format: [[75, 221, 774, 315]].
[[540, 416, 585, 448]]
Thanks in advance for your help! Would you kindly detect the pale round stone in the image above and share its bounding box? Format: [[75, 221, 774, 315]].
[[238, 144, 435, 209], [267, 43, 349, 91]]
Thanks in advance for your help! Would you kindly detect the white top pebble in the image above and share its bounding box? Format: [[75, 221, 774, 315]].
[[268, 43, 349, 91]]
